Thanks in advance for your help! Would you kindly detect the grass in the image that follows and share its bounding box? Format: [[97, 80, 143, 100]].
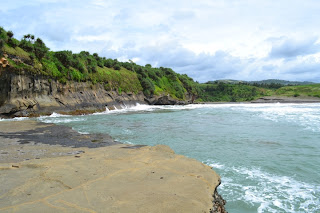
[[274, 84, 320, 98], [96, 66, 142, 93], [3, 44, 31, 61]]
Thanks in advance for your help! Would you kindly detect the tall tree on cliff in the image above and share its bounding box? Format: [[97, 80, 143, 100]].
[[34, 38, 49, 60]]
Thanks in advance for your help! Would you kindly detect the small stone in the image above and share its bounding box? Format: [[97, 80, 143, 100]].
[[75, 155, 81, 158], [12, 165, 20, 168], [160, 177, 164, 179]]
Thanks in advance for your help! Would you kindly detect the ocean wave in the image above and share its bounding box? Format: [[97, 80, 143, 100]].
[[0, 117, 29, 122], [92, 103, 211, 115], [218, 164, 320, 212], [238, 104, 320, 132], [37, 113, 86, 124]]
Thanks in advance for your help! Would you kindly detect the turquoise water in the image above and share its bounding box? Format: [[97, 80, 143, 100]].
[[31, 103, 320, 212]]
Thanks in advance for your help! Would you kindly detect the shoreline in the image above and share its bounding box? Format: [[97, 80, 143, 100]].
[[2, 97, 320, 120], [196, 95, 320, 104], [0, 120, 226, 212]]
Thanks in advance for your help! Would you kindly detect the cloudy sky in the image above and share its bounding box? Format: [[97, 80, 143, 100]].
[[1, 0, 320, 82]]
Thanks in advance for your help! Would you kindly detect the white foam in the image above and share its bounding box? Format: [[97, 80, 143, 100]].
[[206, 161, 225, 169], [37, 112, 86, 124], [221, 166, 320, 212], [229, 103, 320, 133], [48, 112, 69, 118], [93, 103, 239, 115], [0, 117, 29, 122], [77, 130, 90, 134]]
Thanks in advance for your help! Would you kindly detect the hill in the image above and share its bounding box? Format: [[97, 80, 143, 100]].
[[208, 79, 315, 86], [0, 27, 200, 102]]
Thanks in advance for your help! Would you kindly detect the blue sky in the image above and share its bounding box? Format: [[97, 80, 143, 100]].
[[1, 0, 320, 82]]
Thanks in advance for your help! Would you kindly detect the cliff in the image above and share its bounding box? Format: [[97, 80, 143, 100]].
[[0, 70, 188, 118]]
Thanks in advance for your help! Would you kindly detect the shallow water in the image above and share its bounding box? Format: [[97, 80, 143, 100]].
[[25, 103, 320, 212]]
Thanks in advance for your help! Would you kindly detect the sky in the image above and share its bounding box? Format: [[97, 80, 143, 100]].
[[1, 0, 320, 83]]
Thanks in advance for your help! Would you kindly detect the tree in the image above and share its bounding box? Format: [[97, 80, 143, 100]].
[[104, 58, 113, 68], [34, 38, 49, 60], [7, 31, 13, 38], [141, 78, 155, 96], [19, 38, 34, 52], [114, 64, 121, 70], [54, 51, 73, 67], [6, 31, 18, 47]]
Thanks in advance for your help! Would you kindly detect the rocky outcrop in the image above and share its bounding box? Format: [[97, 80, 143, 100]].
[[0, 71, 146, 117], [0, 120, 226, 213], [145, 94, 190, 105], [0, 69, 192, 117]]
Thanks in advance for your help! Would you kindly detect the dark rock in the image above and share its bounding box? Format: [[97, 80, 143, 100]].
[[211, 189, 227, 213]]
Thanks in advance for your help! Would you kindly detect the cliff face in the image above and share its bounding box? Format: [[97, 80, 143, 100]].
[[0, 71, 147, 117]]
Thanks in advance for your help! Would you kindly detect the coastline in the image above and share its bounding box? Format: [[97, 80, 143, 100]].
[[196, 95, 320, 104], [0, 120, 226, 212]]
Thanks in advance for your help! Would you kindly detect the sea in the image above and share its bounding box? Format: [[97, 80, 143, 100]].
[[2, 103, 320, 212]]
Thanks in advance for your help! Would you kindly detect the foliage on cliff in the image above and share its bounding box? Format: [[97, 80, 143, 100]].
[[0, 27, 199, 100], [197, 82, 267, 102]]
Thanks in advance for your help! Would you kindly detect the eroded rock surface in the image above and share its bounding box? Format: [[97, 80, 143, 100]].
[[0, 145, 225, 213], [0, 121, 226, 212]]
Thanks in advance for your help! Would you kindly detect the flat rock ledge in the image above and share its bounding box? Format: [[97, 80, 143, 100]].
[[0, 121, 226, 213]]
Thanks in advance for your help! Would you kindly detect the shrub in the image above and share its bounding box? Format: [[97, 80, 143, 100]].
[[19, 39, 34, 52], [141, 78, 155, 96], [114, 64, 121, 70], [8, 38, 20, 48], [6, 31, 13, 38], [34, 38, 49, 60]]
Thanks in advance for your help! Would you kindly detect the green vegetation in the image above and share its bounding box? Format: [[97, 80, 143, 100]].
[[274, 84, 320, 98], [197, 82, 267, 102]]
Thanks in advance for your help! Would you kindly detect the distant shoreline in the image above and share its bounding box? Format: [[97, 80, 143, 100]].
[[196, 96, 320, 104]]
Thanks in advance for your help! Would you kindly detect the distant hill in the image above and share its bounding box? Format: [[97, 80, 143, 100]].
[[248, 79, 315, 85], [207, 79, 315, 86]]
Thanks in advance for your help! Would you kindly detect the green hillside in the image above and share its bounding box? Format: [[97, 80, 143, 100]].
[[197, 82, 268, 102], [273, 84, 320, 98], [0, 27, 199, 100]]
